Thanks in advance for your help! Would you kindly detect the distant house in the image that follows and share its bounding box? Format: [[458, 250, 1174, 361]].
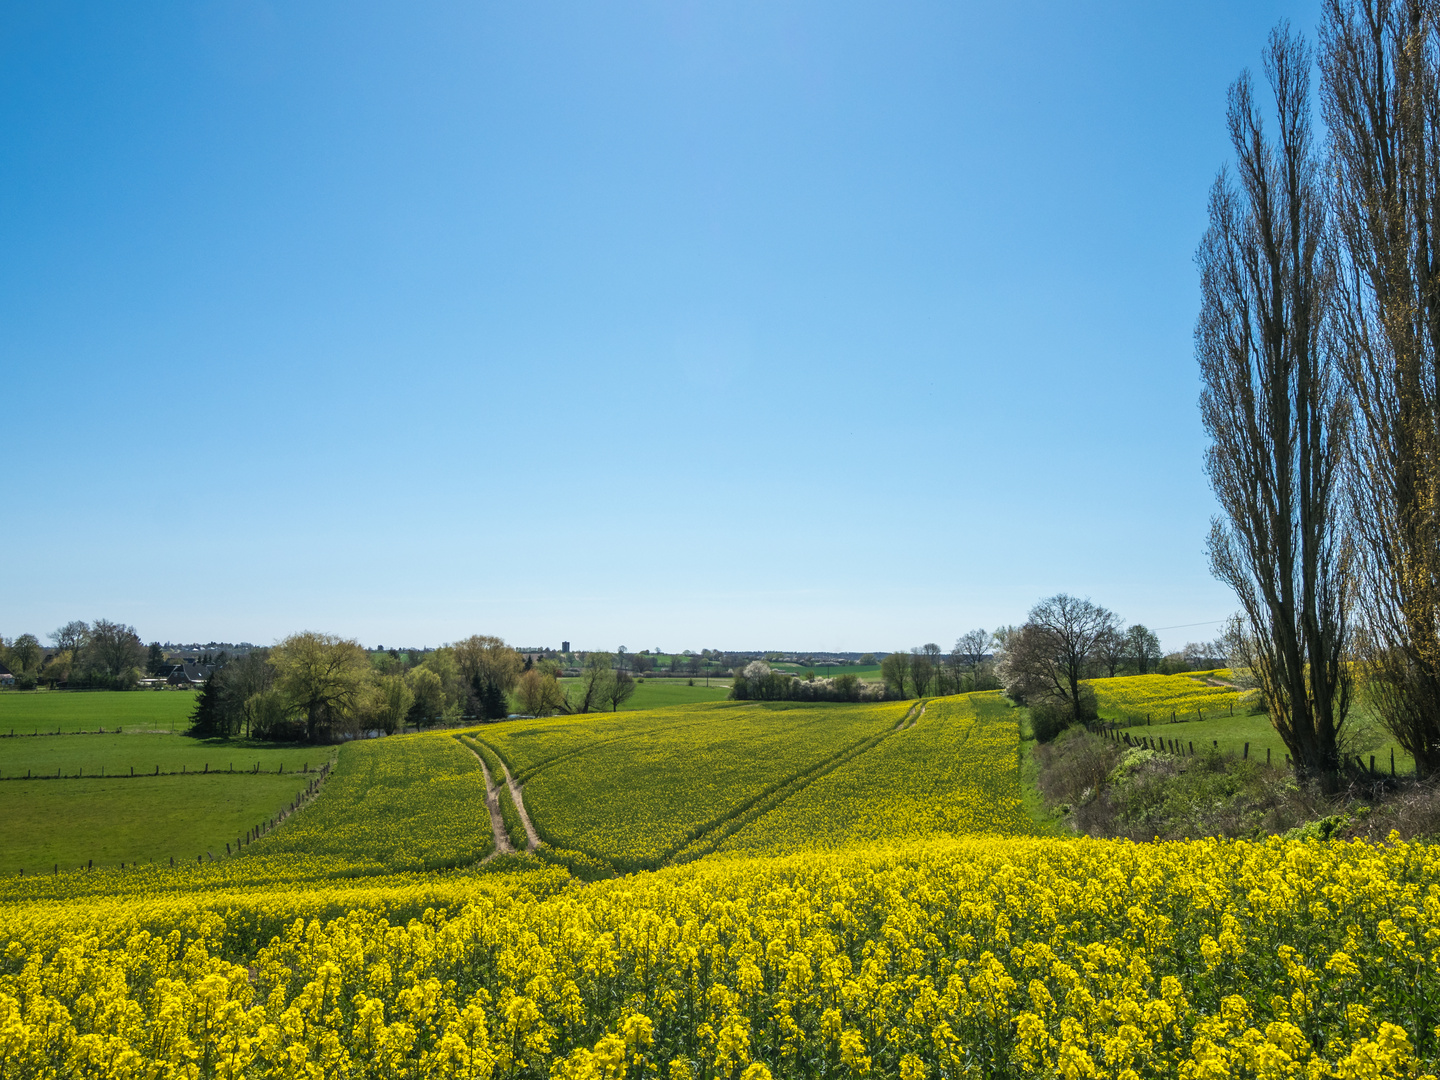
[[0, 661, 12, 686], [166, 663, 214, 688]]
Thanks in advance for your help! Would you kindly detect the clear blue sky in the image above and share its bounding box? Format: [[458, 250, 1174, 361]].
[[1, 1, 1316, 653]]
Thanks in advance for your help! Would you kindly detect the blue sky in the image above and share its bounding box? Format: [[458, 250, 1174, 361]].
[[1, 1, 1316, 653]]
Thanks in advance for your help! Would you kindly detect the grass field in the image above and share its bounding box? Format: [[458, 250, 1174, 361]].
[[770, 661, 883, 679], [0, 733, 324, 778], [1114, 701, 1418, 773], [555, 676, 731, 710], [0, 773, 309, 873], [0, 688, 198, 732]]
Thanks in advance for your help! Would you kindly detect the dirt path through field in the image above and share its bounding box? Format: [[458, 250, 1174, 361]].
[[462, 743, 512, 856], [895, 703, 918, 731], [502, 764, 540, 852], [893, 701, 927, 731]]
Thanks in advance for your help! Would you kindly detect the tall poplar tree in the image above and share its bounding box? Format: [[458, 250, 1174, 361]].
[[1322, 0, 1440, 776], [1197, 25, 1352, 782]]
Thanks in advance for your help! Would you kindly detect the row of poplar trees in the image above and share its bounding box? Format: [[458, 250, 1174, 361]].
[[1199, 0, 1440, 784]]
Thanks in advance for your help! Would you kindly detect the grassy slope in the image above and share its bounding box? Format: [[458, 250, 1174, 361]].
[[1016, 703, 1066, 836], [0, 734, 324, 778], [0, 690, 199, 733], [770, 663, 883, 680], [0, 774, 309, 873], [1087, 673, 1418, 773], [1110, 702, 1416, 773]]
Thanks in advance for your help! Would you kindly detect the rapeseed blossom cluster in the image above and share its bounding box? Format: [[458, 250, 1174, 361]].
[[2, 836, 1437, 1078]]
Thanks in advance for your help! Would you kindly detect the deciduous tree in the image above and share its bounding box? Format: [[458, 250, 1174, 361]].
[[86, 620, 145, 685], [453, 635, 523, 696], [373, 674, 413, 736], [10, 634, 40, 673], [407, 667, 446, 729], [1093, 626, 1127, 678], [1322, 0, 1440, 776], [880, 652, 912, 698], [517, 667, 567, 716], [910, 646, 938, 697], [48, 621, 90, 668], [272, 632, 370, 742], [605, 668, 636, 712], [1025, 594, 1120, 724], [955, 629, 993, 674], [1124, 625, 1162, 674], [1199, 25, 1352, 782], [574, 652, 613, 714]]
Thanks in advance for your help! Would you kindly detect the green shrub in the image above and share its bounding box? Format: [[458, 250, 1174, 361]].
[[1029, 686, 1098, 742]]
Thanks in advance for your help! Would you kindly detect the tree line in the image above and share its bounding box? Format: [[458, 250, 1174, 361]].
[[0, 620, 163, 690], [188, 634, 670, 742], [727, 617, 1191, 705], [1197, 1, 1440, 784]]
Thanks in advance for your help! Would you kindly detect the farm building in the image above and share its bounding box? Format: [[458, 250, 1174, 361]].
[[165, 662, 214, 687]]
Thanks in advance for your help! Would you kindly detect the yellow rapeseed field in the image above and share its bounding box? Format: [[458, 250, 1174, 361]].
[[1087, 674, 1250, 724], [716, 692, 1032, 854], [2, 837, 1437, 1078], [471, 702, 907, 872], [3, 694, 1438, 1077]]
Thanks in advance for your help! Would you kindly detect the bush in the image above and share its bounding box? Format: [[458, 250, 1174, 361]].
[[1344, 778, 1440, 841], [1028, 686, 1098, 742], [1034, 729, 1324, 840], [1029, 698, 1070, 743], [730, 664, 889, 703], [1033, 727, 1122, 809]]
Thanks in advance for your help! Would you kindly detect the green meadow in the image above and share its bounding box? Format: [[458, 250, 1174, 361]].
[[555, 676, 730, 711], [770, 662, 883, 680], [0, 773, 310, 873], [0, 689, 198, 733], [1111, 703, 1416, 774], [0, 734, 326, 779]]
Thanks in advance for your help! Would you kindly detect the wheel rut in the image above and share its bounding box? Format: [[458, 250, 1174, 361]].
[[669, 699, 922, 865], [501, 762, 540, 852], [461, 742, 513, 858], [896, 700, 928, 731]]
